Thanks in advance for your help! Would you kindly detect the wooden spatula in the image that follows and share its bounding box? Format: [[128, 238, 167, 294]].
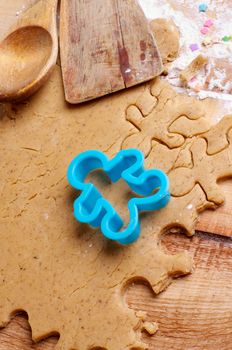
[[60, 0, 163, 104]]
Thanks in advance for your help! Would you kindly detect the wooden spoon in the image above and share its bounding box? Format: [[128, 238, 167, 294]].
[[0, 0, 58, 102]]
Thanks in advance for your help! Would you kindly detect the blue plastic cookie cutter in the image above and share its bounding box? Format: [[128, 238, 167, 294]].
[[67, 149, 170, 245]]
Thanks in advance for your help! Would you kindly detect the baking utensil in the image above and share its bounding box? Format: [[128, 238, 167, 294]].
[[67, 149, 170, 244], [60, 0, 163, 104], [0, 0, 58, 102]]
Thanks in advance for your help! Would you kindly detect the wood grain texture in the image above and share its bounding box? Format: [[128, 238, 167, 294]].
[[60, 0, 163, 104], [126, 231, 232, 349], [60, 0, 125, 103], [0, 313, 59, 350], [0, 232, 231, 349], [115, 0, 163, 87]]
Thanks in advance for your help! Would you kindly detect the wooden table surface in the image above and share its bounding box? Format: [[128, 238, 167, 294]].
[[0, 1, 232, 349]]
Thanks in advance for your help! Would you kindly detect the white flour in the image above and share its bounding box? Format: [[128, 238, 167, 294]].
[[139, 0, 232, 101]]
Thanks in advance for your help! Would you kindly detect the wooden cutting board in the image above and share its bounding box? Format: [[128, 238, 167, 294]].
[[0, 2, 231, 349]]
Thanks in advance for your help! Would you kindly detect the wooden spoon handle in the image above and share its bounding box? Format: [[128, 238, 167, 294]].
[[16, 0, 58, 31]]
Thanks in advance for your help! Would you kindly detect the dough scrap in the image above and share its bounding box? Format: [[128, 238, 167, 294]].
[[121, 78, 210, 156], [0, 67, 231, 350], [180, 55, 208, 85], [150, 18, 180, 64], [142, 321, 158, 335]]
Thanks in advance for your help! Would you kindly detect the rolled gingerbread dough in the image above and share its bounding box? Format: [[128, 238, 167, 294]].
[[150, 18, 180, 64], [0, 67, 231, 350]]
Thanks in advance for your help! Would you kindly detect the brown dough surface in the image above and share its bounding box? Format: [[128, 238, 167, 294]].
[[150, 18, 180, 64], [121, 78, 210, 156], [180, 55, 209, 85], [0, 67, 232, 350]]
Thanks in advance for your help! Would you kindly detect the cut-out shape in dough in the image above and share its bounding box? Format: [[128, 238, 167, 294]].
[[169, 115, 210, 137], [202, 114, 232, 154], [122, 79, 210, 157], [169, 127, 232, 205], [135, 83, 158, 116]]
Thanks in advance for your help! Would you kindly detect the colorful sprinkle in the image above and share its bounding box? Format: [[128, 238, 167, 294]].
[[204, 19, 214, 27], [190, 43, 200, 51], [201, 27, 209, 35], [222, 35, 231, 42], [199, 3, 208, 12]]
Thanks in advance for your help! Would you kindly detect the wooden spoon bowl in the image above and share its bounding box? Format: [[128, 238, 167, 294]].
[[0, 0, 58, 102], [0, 26, 53, 100]]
